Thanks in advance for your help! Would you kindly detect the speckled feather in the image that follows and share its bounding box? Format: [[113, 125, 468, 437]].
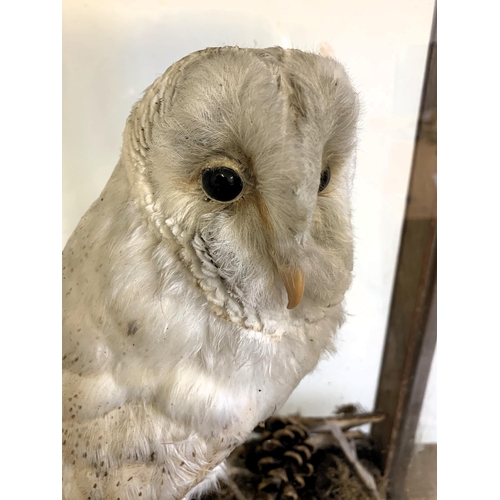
[[62, 46, 359, 500]]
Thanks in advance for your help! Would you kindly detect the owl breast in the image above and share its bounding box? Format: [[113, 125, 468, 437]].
[[63, 45, 358, 499]]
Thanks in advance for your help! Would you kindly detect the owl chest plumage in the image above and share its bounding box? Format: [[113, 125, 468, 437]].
[[63, 45, 360, 499], [62, 168, 342, 499]]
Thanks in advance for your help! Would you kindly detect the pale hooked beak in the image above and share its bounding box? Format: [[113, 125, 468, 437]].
[[279, 266, 305, 309]]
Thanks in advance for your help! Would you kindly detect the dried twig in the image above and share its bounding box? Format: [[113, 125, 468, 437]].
[[344, 430, 368, 440], [253, 413, 384, 435], [308, 429, 371, 451], [298, 412, 385, 432], [328, 422, 382, 500]]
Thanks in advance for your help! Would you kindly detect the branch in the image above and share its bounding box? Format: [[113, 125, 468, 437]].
[[328, 422, 382, 500], [297, 412, 385, 432]]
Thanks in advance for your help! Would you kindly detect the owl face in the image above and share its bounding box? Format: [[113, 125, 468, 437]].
[[123, 47, 359, 329]]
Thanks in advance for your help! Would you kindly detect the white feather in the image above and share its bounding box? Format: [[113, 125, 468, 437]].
[[63, 46, 359, 499]]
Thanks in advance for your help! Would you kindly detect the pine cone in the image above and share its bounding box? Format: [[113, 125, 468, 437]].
[[247, 416, 316, 500]]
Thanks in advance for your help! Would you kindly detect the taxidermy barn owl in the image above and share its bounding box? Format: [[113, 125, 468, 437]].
[[62, 46, 359, 499]]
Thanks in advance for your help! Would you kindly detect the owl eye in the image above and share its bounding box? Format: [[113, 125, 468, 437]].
[[201, 167, 243, 202], [318, 166, 331, 192]]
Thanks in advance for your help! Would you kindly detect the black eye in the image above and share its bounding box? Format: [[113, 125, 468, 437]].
[[318, 166, 331, 192], [201, 167, 243, 202]]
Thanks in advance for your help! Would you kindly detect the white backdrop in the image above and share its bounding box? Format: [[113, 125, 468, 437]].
[[63, 0, 436, 442]]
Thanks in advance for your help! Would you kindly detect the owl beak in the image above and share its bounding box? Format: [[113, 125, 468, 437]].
[[279, 267, 305, 309]]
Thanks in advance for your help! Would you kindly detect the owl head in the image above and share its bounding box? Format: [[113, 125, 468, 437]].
[[121, 47, 359, 332]]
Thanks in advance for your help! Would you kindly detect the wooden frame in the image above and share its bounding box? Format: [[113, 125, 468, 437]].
[[370, 8, 437, 499]]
